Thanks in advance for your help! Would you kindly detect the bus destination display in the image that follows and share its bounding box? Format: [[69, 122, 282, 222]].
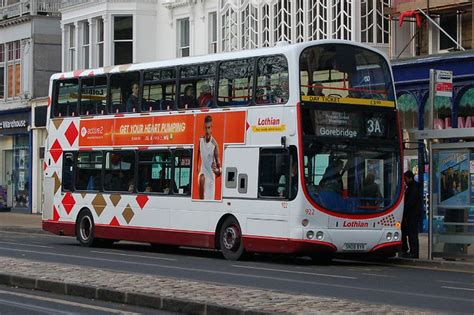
[[314, 110, 387, 139]]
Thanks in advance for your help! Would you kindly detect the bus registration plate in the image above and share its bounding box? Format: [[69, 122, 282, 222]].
[[343, 243, 366, 251]]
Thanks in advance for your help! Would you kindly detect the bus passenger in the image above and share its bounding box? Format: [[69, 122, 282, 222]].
[[360, 172, 382, 206], [320, 159, 344, 195], [126, 82, 140, 113], [198, 84, 213, 107], [308, 82, 324, 96], [180, 85, 198, 109]]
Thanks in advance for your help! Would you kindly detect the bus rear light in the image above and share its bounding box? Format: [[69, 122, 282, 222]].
[[386, 232, 393, 240], [394, 232, 400, 240], [302, 219, 309, 227], [316, 231, 324, 240], [306, 231, 315, 239]]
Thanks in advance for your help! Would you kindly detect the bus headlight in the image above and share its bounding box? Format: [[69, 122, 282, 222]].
[[393, 232, 400, 240], [386, 232, 393, 240], [306, 230, 315, 239], [316, 231, 324, 240]]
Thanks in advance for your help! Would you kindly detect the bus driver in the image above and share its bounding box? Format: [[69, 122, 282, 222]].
[[197, 115, 221, 200]]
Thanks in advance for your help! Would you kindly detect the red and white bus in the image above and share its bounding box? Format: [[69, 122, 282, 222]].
[[42, 40, 403, 260]]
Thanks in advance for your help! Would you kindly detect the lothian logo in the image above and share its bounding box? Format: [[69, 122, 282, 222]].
[[81, 127, 87, 137]]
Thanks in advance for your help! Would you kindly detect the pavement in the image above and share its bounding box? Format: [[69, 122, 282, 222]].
[[0, 211, 473, 314]]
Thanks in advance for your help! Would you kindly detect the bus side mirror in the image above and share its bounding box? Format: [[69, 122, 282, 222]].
[[281, 136, 287, 148]]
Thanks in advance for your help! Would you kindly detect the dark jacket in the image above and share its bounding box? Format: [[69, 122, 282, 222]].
[[403, 180, 423, 222]]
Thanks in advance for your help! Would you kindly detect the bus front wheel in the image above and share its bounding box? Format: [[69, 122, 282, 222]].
[[219, 217, 245, 261], [76, 209, 97, 247]]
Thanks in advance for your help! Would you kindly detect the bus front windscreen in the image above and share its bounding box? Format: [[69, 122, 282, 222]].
[[301, 107, 401, 214], [299, 44, 395, 102]]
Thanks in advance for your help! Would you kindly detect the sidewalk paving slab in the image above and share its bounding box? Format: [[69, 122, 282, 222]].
[[0, 256, 438, 314]]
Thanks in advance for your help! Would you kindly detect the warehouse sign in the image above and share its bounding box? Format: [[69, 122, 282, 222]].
[[0, 112, 30, 135]]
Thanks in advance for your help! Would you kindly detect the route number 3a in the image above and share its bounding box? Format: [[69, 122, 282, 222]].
[[366, 118, 383, 136]]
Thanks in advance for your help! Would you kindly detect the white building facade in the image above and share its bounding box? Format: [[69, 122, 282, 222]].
[[60, 0, 391, 70]]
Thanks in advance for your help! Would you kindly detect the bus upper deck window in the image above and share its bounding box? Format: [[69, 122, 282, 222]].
[[110, 71, 141, 114], [218, 58, 254, 107], [80, 76, 108, 116], [54, 79, 79, 117], [256, 55, 289, 105]]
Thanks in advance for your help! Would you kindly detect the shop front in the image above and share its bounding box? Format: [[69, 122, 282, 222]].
[[393, 51, 474, 260], [0, 109, 31, 211]]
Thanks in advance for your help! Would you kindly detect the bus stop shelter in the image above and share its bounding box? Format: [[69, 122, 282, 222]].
[[414, 128, 474, 260]]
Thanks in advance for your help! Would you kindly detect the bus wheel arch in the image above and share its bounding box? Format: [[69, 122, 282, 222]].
[[216, 214, 246, 260], [75, 208, 97, 247]]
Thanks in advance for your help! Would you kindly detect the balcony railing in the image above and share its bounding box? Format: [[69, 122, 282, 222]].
[[1, 0, 61, 20]]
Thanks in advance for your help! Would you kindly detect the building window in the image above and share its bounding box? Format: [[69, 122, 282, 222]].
[[177, 18, 190, 57], [439, 13, 460, 51], [97, 18, 104, 67], [6, 41, 21, 98], [68, 24, 76, 71], [0, 44, 4, 99], [361, 0, 390, 45], [208, 12, 218, 53], [113, 16, 133, 65], [82, 21, 90, 69]]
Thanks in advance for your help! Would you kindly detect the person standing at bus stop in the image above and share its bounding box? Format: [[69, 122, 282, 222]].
[[198, 115, 221, 200], [401, 170, 423, 259]]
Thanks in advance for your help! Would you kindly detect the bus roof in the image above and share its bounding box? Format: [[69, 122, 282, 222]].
[[51, 39, 388, 81]]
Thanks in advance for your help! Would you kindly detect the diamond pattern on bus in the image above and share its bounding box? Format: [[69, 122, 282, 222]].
[[52, 119, 63, 130], [50, 140, 63, 163], [53, 172, 61, 194], [61, 192, 75, 215], [80, 192, 87, 198], [110, 194, 121, 207], [136, 195, 149, 209], [122, 204, 134, 224], [92, 194, 106, 217], [65, 122, 78, 146], [43, 161, 48, 171], [53, 205, 60, 221], [110, 216, 120, 226]]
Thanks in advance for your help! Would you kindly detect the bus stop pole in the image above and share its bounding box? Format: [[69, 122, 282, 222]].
[[427, 69, 435, 260]]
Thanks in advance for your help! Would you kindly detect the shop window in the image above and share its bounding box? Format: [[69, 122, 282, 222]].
[[104, 151, 135, 192], [137, 150, 172, 193], [256, 55, 288, 104], [53, 79, 79, 117], [423, 96, 452, 129], [110, 71, 140, 113], [75, 151, 102, 191], [114, 16, 133, 65], [458, 87, 474, 128], [173, 150, 192, 195], [397, 93, 418, 130], [218, 58, 254, 107], [80, 76, 108, 115]]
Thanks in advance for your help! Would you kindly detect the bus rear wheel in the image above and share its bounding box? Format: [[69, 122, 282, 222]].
[[76, 209, 97, 247], [219, 217, 245, 261]]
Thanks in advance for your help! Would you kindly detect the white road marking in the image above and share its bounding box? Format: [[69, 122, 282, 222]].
[[232, 264, 357, 279], [0, 288, 139, 314], [91, 250, 176, 261], [361, 273, 395, 278], [441, 286, 474, 292], [0, 298, 72, 315], [0, 240, 54, 249], [438, 280, 474, 286]]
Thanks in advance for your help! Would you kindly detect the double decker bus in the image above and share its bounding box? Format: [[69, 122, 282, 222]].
[[42, 40, 403, 260]]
